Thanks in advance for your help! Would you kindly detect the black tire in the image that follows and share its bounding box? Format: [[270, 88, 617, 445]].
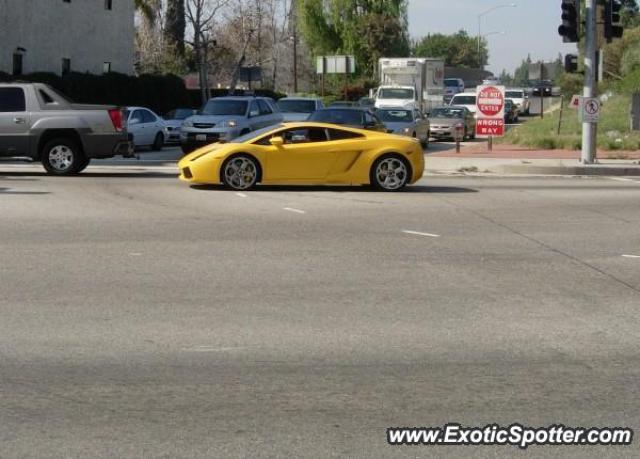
[[369, 154, 411, 192], [75, 156, 91, 173], [41, 138, 86, 175], [152, 132, 164, 151], [220, 154, 261, 191]]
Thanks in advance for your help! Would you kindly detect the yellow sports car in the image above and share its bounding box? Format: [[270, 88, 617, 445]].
[[178, 122, 424, 191]]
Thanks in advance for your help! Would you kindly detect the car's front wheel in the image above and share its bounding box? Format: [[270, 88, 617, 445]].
[[370, 154, 410, 191], [221, 155, 260, 190]]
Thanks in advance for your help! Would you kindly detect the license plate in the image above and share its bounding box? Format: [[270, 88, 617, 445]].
[[196, 134, 207, 141]]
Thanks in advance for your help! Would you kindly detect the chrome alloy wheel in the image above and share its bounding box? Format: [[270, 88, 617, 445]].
[[375, 157, 408, 190], [48, 145, 74, 172], [223, 157, 258, 190]]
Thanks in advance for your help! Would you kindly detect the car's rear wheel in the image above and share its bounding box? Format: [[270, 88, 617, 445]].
[[41, 138, 86, 175], [370, 154, 410, 192], [221, 155, 260, 191], [152, 132, 164, 151]]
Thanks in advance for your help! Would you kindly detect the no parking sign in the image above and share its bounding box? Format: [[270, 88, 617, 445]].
[[475, 85, 506, 138]]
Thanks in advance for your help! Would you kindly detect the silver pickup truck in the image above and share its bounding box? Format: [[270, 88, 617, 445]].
[[0, 82, 133, 174]]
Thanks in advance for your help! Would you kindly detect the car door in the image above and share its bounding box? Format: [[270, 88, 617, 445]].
[[247, 101, 262, 130], [263, 127, 336, 181], [128, 110, 147, 146], [142, 109, 161, 142], [0, 87, 29, 156], [257, 99, 278, 128]]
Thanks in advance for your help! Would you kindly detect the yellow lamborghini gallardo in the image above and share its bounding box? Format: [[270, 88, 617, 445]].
[[178, 122, 424, 191]]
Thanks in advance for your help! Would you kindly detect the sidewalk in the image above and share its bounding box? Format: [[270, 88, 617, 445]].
[[426, 143, 640, 176]]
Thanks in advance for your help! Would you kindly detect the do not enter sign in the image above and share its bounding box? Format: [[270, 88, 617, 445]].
[[476, 85, 506, 138]]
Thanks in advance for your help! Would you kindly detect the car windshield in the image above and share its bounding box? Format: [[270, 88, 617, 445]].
[[230, 124, 285, 143], [165, 109, 194, 120], [505, 91, 523, 98], [277, 99, 316, 113], [378, 88, 414, 99], [308, 109, 363, 125], [451, 96, 476, 105], [201, 100, 248, 116], [376, 109, 413, 122], [431, 108, 464, 118], [444, 79, 460, 87]]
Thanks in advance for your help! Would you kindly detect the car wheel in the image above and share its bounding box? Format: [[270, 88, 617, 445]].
[[41, 138, 86, 175], [152, 132, 164, 151], [221, 154, 260, 191], [75, 156, 91, 173], [370, 154, 411, 192]]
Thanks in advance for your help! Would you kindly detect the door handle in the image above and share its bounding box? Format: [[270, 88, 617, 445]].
[[13, 117, 26, 124]]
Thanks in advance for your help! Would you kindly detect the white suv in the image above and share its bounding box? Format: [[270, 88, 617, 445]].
[[505, 89, 530, 116]]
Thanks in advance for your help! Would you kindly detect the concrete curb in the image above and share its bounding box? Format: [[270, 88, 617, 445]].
[[497, 165, 640, 176]]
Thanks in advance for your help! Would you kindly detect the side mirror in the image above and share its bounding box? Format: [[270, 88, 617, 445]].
[[270, 136, 284, 147]]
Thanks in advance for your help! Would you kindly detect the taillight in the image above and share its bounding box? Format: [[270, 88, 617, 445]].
[[108, 108, 123, 132]]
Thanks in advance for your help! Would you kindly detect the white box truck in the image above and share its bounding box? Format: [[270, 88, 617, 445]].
[[375, 58, 445, 113]]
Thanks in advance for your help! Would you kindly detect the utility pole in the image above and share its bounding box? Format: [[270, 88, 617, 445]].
[[582, 0, 597, 164]]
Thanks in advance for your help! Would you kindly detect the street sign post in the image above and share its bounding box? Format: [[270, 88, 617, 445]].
[[475, 85, 506, 147]]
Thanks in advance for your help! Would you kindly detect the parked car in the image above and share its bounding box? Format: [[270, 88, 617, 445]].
[[443, 78, 465, 104], [376, 107, 430, 147], [504, 89, 530, 116], [329, 101, 358, 108], [504, 99, 519, 123], [178, 122, 424, 191], [123, 106, 166, 151], [307, 107, 387, 132], [163, 108, 196, 144], [0, 82, 132, 175], [180, 96, 283, 154], [448, 93, 478, 116], [277, 97, 324, 122], [358, 97, 376, 109], [429, 106, 476, 141]]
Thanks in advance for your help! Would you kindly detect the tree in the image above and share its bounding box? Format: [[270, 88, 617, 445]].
[[165, 0, 186, 59], [513, 55, 532, 86], [413, 31, 487, 68], [298, 0, 409, 77]]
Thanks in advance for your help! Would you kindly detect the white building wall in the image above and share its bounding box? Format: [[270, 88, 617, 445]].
[[0, 0, 135, 75]]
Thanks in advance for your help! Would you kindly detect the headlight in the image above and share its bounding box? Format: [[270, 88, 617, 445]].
[[403, 127, 411, 134], [183, 120, 194, 127], [223, 120, 237, 128]]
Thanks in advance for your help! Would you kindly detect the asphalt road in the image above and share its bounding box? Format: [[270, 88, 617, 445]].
[[1, 166, 639, 458]]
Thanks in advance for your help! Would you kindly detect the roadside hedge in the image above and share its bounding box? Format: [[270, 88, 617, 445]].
[[0, 71, 190, 115], [0, 71, 287, 115]]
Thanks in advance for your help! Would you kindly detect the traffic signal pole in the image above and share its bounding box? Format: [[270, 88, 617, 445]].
[[582, 0, 597, 164]]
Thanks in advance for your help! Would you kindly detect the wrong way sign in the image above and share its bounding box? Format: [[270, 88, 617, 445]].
[[475, 85, 505, 138]]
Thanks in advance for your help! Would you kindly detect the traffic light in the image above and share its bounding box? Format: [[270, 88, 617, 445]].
[[604, 0, 624, 42], [564, 54, 578, 73], [558, 0, 580, 43]]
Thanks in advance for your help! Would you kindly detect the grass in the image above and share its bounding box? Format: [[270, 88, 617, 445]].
[[499, 94, 640, 150]]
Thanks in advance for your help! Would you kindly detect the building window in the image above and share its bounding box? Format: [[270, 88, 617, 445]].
[[105, 0, 112, 10], [12, 54, 23, 76], [62, 58, 71, 75], [103, 62, 111, 74]]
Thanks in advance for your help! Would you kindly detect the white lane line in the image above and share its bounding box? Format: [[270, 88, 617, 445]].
[[235, 192, 248, 198], [402, 230, 440, 238], [609, 177, 639, 183], [129, 253, 142, 256], [622, 254, 640, 258], [283, 207, 306, 214], [185, 346, 248, 353]]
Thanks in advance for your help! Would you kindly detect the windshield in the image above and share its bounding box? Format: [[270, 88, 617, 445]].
[[201, 100, 248, 116], [451, 96, 476, 105], [277, 99, 316, 113], [378, 88, 415, 100], [444, 79, 460, 87], [431, 108, 464, 118], [505, 91, 523, 98], [376, 109, 413, 123], [230, 125, 284, 143], [308, 109, 363, 125], [165, 109, 194, 120]]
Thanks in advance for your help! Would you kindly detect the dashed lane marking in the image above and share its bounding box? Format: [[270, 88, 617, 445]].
[[283, 207, 306, 214], [402, 230, 440, 238]]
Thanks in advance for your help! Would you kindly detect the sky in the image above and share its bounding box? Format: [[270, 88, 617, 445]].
[[407, 0, 578, 75]]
